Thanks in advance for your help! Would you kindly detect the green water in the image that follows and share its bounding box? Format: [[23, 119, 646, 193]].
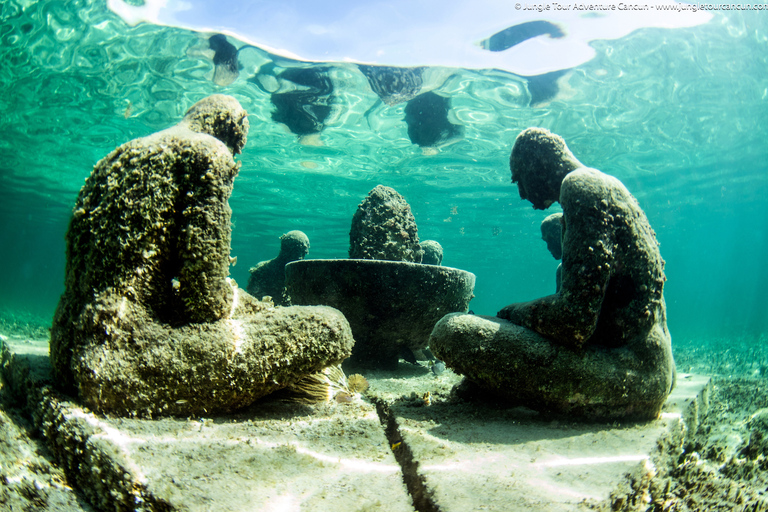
[[0, 0, 766, 344]]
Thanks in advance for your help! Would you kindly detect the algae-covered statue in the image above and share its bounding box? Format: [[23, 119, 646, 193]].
[[349, 185, 423, 262], [420, 240, 443, 266], [50, 94, 353, 417], [286, 185, 475, 369], [247, 230, 310, 305], [430, 127, 675, 420], [540, 213, 563, 293]]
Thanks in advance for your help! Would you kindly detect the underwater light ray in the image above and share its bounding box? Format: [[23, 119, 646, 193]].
[[532, 454, 651, 467]]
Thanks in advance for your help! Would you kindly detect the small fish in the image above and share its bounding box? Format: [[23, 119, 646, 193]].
[[431, 360, 446, 376], [334, 391, 354, 403], [391, 441, 402, 450], [123, 100, 132, 119]]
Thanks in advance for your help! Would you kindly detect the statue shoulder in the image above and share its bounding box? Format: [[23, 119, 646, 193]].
[[561, 167, 607, 204], [561, 167, 630, 205]]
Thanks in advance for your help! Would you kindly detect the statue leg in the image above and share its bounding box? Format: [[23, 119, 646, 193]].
[[430, 313, 673, 420], [72, 290, 354, 417]]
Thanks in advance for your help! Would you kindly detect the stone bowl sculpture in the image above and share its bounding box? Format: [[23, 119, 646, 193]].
[[285, 258, 475, 370]]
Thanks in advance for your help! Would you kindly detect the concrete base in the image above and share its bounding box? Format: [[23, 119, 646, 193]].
[[1, 335, 710, 512], [381, 374, 708, 511], [1, 337, 413, 512]]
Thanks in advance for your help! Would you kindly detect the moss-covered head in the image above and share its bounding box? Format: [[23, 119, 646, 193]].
[[279, 231, 311, 261], [510, 127, 583, 210], [182, 94, 249, 155], [421, 240, 443, 266], [540, 213, 563, 260]]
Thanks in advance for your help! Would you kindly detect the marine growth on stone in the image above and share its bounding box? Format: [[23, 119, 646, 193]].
[[50, 95, 354, 417]]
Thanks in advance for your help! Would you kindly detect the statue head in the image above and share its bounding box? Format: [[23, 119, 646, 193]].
[[279, 231, 311, 261], [510, 128, 582, 210], [182, 94, 249, 155], [540, 213, 563, 260]]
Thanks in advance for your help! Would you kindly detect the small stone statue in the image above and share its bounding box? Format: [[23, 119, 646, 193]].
[[247, 230, 310, 305], [421, 240, 443, 266], [540, 213, 563, 292]]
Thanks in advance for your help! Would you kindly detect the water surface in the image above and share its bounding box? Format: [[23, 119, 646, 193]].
[[0, 0, 766, 344]]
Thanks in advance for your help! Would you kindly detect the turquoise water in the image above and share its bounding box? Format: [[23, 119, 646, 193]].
[[0, 0, 766, 344]]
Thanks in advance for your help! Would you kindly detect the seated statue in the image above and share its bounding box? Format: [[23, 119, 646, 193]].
[[50, 95, 353, 417], [247, 230, 310, 305], [430, 127, 675, 420], [420, 239, 444, 266], [540, 212, 563, 293]]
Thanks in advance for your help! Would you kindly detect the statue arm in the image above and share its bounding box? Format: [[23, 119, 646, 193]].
[[176, 145, 239, 323], [498, 169, 614, 349]]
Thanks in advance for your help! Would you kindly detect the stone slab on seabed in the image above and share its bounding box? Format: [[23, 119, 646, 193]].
[[372, 367, 710, 512], [1, 337, 414, 512], [2, 336, 709, 512]]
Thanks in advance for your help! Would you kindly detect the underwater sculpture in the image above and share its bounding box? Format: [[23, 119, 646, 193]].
[[287, 185, 475, 369], [540, 213, 563, 293], [247, 230, 310, 305], [50, 94, 354, 417], [421, 240, 443, 266], [430, 127, 675, 420], [349, 185, 423, 262]]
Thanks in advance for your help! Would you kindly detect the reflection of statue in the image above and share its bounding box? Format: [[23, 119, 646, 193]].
[[209, 34, 240, 86], [404, 92, 463, 149], [207, 34, 258, 87], [247, 230, 310, 305], [431, 127, 675, 420], [479, 21, 567, 106], [540, 213, 563, 292], [358, 65, 425, 106], [50, 95, 353, 417], [271, 67, 333, 137]]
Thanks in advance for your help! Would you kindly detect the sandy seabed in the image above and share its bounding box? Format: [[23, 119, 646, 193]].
[[601, 335, 768, 512], [1, 314, 767, 511]]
